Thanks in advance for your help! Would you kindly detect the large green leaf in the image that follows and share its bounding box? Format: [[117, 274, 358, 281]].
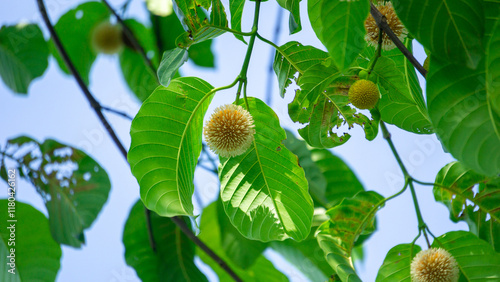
[[282, 130, 328, 207], [276, 0, 302, 34], [373, 56, 433, 134], [157, 48, 188, 87], [123, 200, 207, 281], [273, 41, 328, 98], [219, 98, 314, 242], [375, 243, 422, 282], [290, 62, 379, 148], [119, 19, 159, 102], [198, 202, 289, 282], [0, 200, 61, 282], [432, 231, 500, 279], [0, 24, 49, 94], [51, 1, 110, 85], [427, 57, 500, 176], [128, 77, 214, 217], [487, 18, 500, 138], [229, 0, 246, 43], [317, 191, 384, 281], [392, 0, 484, 69], [309, 0, 369, 70], [433, 161, 500, 251], [217, 200, 268, 269], [310, 148, 364, 207], [2, 136, 110, 247]]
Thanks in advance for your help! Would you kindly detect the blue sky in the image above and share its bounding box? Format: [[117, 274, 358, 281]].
[[0, 0, 468, 281]]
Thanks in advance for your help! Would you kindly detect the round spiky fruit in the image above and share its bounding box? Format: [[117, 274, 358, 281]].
[[364, 2, 407, 50], [91, 22, 123, 54], [204, 104, 255, 158], [410, 248, 459, 282], [348, 79, 380, 109]]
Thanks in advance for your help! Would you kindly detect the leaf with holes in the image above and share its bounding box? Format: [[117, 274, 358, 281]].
[[309, 0, 369, 70], [0, 201, 62, 282], [2, 136, 110, 247], [432, 231, 500, 280], [427, 57, 500, 176], [219, 97, 313, 242], [0, 24, 49, 94], [128, 77, 213, 217], [317, 191, 384, 281], [198, 201, 290, 281], [289, 62, 379, 148], [123, 200, 207, 281], [273, 41, 328, 98], [119, 19, 159, 102], [51, 1, 110, 85], [392, 0, 484, 69], [375, 243, 422, 281]]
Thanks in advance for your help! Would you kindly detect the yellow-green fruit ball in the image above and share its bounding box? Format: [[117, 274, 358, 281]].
[[91, 22, 123, 54], [348, 79, 380, 109]]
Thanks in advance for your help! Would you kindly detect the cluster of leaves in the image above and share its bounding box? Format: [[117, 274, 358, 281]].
[[1, 0, 500, 281]]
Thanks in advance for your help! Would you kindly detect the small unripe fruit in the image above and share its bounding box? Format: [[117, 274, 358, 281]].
[[91, 22, 123, 54], [358, 70, 369, 80], [348, 79, 380, 109]]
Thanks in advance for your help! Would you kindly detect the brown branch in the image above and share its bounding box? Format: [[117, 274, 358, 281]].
[[101, 0, 158, 78], [36, 1, 241, 280], [101, 106, 134, 120], [370, 3, 427, 78]]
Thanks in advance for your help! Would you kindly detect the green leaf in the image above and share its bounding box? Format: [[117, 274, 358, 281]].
[[432, 231, 500, 279], [0, 24, 49, 94], [219, 97, 314, 242], [157, 48, 188, 87], [372, 56, 433, 134], [317, 191, 385, 281], [198, 202, 289, 282], [123, 200, 207, 282], [229, 0, 246, 43], [289, 62, 379, 148], [427, 58, 500, 176], [3, 136, 111, 247], [310, 0, 369, 70], [128, 77, 214, 217], [273, 41, 328, 98], [487, 18, 500, 138], [119, 19, 159, 102], [189, 40, 215, 67], [276, 0, 302, 34], [484, 0, 500, 45], [310, 148, 365, 207], [0, 200, 62, 281], [51, 1, 110, 85], [217, 200, 268, 269], [282, 130, 328, 207], [392, 0, 484, 69], [270, 233, 332, 282], [376, 243, 421, 282]]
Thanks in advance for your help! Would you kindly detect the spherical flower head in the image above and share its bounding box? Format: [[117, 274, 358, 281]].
[[348, 79, 380, 109], [364, 1, 407, 50], [91, 22, 123, 54], [411, 248, 459, 282], [204, 104, 255, 158]]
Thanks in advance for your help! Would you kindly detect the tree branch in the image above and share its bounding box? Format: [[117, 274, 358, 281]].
[[370, 3, 427, 78], [101, 0, 158, 78], [101, 106, 134, 120], [37, 1, 241, 280]]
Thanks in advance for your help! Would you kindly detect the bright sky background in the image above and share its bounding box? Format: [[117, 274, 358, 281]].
[[0, 0, 468, 281]]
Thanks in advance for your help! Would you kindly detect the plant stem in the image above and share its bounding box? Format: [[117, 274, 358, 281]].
[[367, 28, 383, 75], [144, 208, 156, 252], [208, 25, 255, 37], [101, 106, 134, 120], [37, 0, 242, 278], [102, 0, 158, 77], [369, 3, 427, 77], [238, 0, 262, 81]]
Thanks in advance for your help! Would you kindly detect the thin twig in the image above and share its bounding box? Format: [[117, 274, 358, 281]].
[[36, 0, 128, 159], [101, 106, 134, 120], [370, 3, 427, 77], [265, 7, 283, 105], [144, 208, 157, 252], [101, 0, 158, 77], [37, 1, 241, 279], [171, 217, 243, 282]]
